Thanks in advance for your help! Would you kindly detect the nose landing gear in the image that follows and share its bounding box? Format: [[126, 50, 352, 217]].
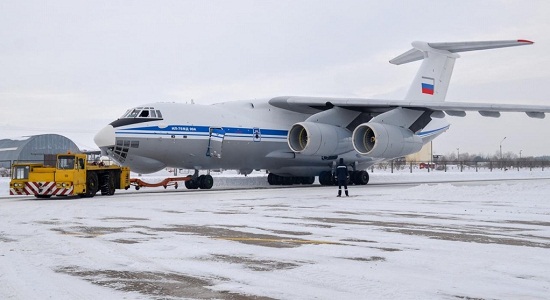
[[184, 170, 214, 189]]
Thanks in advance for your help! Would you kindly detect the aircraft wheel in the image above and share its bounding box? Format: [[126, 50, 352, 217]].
[[269, 173, 284, 185], [355, 171, 369, 185], [319, 171, 333, 186], [185, 179, 199, 189], [318, 171, 327, 185], [191, 180, 200, 189], [282, 176, 293, 185], [200, 175, 214, 189], [197, 175, 205, 188], [267, 173, 276, 185], [304, 176, 315, 185]]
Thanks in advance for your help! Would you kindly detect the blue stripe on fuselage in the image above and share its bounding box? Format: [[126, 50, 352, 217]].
[[116, 124, 448, 140], [116, 125, 289, 138]]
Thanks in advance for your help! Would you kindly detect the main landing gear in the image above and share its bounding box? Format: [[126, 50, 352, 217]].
[[267, 170, 369, 186], [267, 173, 315, 186], [184, 170, 214, 190], [318, 170, 369, 186]]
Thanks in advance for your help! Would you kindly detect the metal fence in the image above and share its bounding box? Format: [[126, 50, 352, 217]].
[[0, 160, 12, 177], [1, 158, 548, 178], [372, 160, 549, 173]]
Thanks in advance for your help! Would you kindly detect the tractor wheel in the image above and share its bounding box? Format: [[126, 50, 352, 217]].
[[100, 172, 116, 195], [84, 172, 99, 197]]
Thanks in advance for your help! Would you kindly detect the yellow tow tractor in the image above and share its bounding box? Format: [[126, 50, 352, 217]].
[[9, 152, 130, 198]]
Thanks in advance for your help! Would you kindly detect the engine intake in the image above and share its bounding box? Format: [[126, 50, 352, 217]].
[[288, 122, 352, 156], [352, 122, 423, 158]]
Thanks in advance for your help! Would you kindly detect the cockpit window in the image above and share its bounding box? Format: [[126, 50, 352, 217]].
[[120, 109, 131, 118], [119, 107, 162, 120], [111, 106, 164, 128], [127, 109, 140, 118]]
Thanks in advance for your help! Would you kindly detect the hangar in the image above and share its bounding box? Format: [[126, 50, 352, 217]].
[[0, 134, 80, 169]]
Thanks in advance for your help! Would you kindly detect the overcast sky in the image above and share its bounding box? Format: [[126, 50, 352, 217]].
[[1, 0, 549, 157]]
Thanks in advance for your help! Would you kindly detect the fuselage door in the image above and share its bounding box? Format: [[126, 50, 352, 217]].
[[206, 127, 225, 158]]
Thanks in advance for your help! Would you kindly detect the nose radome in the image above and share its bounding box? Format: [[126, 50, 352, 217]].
[[94, 125, 116, 148]]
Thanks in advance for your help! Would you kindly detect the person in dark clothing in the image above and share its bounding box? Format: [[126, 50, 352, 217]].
[[335, 158, 349, 197]]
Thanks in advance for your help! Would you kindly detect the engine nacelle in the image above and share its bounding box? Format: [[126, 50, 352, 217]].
[[288, 122, 353, 156], [352, 122, 423, 158]]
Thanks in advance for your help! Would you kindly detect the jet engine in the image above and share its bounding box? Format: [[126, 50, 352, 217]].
[[352, 122, 423, 158], [288, 122, 353, 156]]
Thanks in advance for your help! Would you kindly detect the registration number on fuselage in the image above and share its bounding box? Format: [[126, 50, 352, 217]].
[[171, 126, 198, 132]]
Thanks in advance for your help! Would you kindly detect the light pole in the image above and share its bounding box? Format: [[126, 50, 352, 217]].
[[519, 150, 522, 169], [456, 147, 460, 161], [430, 141, 433, 164], [499, 137, 507, 160]]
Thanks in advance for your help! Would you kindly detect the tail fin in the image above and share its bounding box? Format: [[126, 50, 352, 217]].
[[390, 39, 534, 102]]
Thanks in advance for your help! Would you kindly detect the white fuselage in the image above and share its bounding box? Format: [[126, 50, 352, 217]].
[[94, 99, 449, 176]]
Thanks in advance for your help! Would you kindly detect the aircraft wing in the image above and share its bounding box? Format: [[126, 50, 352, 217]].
[[269, 96, 550, 119]]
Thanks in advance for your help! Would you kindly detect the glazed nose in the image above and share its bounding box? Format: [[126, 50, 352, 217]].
[[94, 125, 115, 148]]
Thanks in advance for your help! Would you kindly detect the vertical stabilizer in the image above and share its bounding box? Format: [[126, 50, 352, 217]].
[[389, 39, 534, 102]]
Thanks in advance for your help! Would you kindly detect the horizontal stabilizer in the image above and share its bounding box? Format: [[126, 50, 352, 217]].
[[390, 39, 533, 65]]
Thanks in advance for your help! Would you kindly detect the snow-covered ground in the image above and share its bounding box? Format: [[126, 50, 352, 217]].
[[1, 170, 550, 299]]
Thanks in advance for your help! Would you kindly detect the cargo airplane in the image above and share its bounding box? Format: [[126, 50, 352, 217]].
[[94, 39, 550, 189]]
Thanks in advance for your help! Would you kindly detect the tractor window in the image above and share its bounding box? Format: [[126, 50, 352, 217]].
[[13, 166, 30, 179], [58, 156, 75, 169]]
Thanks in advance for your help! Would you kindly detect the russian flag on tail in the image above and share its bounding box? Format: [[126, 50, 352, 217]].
[[421, 77, 435, 95]]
